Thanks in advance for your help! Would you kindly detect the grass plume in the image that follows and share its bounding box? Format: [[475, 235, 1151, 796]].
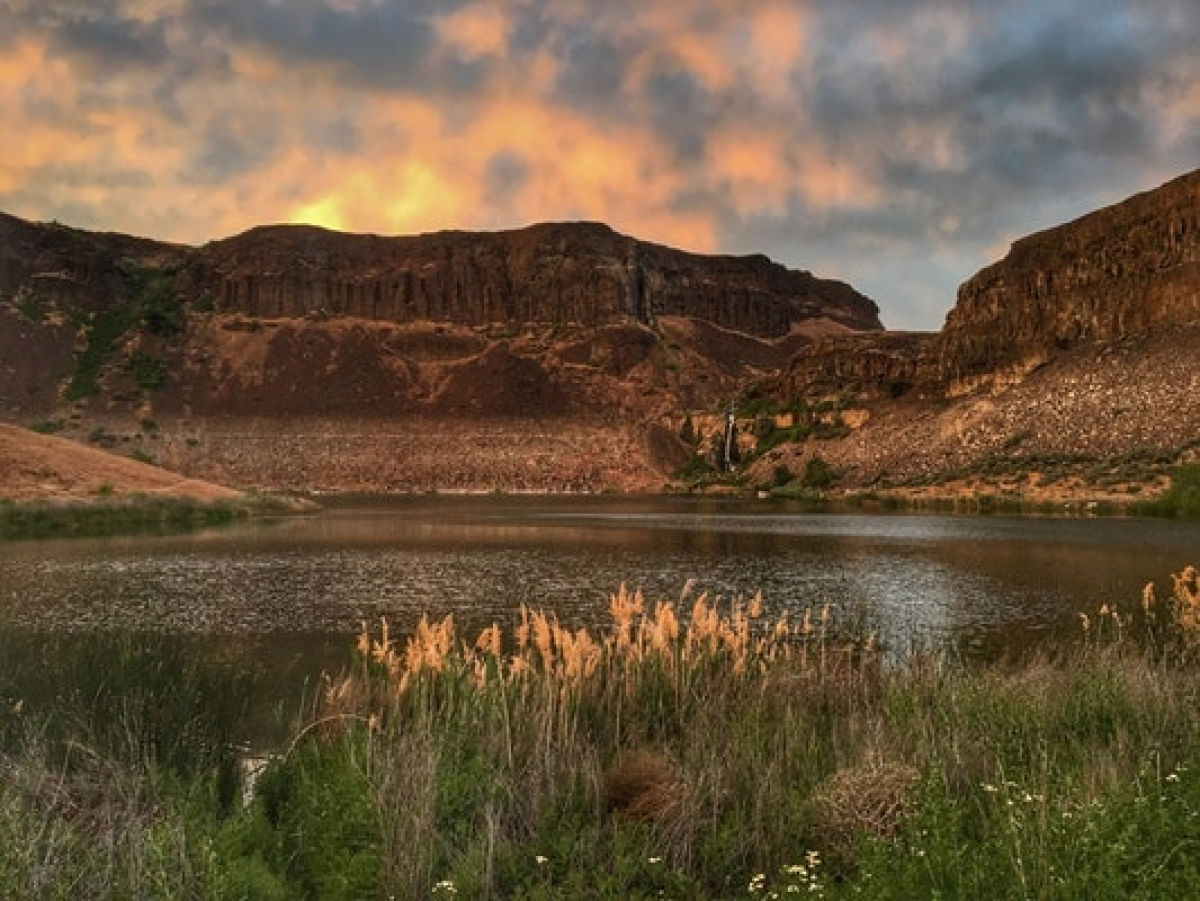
[[0, 568, 1197, 897]]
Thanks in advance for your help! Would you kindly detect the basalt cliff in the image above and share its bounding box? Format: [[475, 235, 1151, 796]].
[[0, 216, 879, 492], [757, 168, 1200, 501], [3, 168, 1196, 498]]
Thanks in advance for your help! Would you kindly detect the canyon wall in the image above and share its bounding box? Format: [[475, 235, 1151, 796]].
[[932, 168, 1200, 383], [183, 221, 881, 338], [773, 168, 1200, 404]]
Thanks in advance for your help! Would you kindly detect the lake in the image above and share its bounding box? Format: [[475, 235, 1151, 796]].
[[2, 496, 1197, 738]]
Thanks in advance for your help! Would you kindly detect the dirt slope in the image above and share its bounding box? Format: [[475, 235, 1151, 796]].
[[0, 424, 242, 502]]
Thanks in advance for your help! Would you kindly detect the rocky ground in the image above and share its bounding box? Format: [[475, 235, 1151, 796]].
[[747, 323, 1200, 502]]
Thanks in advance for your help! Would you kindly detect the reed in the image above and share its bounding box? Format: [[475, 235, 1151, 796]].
[[0, 568, 1196, 897]]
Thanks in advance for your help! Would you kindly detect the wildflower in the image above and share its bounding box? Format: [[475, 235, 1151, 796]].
[[1166, 773, 1181, 783], [981, 783, 998, 793], [786, 864, 806, 876], [749, 872, 767, 893], [432, 880, 457, 895], [648, 856, 662, 864], [535, 855, 548, 866], [806, 850, 820, 869]]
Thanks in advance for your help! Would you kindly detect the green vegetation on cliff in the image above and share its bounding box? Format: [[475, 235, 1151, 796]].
[[64, 262, 182, 401]]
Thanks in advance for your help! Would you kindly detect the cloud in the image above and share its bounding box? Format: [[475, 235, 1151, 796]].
[[0, 0, 1194, 330]]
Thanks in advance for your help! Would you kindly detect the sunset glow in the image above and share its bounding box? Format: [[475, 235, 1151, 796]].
[[1, 1, 1195, 328]]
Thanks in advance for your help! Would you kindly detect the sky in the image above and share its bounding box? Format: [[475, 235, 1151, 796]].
[[1, 1, 1197, 330]]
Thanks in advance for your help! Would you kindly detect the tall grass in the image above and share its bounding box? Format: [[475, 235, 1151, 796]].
[[0, 570, 1197, 897], [0, 497, 247, 541]]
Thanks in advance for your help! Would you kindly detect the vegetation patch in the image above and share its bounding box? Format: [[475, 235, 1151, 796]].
[[129, 352, 168, 392], [0, 497, 246, 541], [0, 570, 1196, 897], [63, 262, 183, 401], [1137, 464, 1200, 520]]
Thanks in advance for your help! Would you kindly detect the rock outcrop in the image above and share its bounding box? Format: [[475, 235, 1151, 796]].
[[0, 211, 182, 312], [932, 168, 1200, 385], [182, 221, 881, 338], [773, 168, 1200, 405], [772, 331, 936, 402], [754, 168, 1200, 495]]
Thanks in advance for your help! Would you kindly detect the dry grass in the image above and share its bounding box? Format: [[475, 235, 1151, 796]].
[[601, 749, 682, 821], [812, 759, 920, 865]]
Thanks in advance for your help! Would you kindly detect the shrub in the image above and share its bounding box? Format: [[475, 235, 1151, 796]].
[[130, 354, 167, 392], [802, 455, 835, 489]]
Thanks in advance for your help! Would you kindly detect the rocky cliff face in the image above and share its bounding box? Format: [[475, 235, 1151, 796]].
[[0, 212, 883, 490], [772, 331, 935, 402], [772, 168, 1200, 405], [754, 168, 1200, 495], [932, 168, 1200, 384], [182, 221, 881, 338], [0, 212, 182, 312]]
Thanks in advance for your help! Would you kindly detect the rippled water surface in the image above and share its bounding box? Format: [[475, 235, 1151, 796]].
[[5, 495, 1199, 645], [2, 496, 1198, 719]]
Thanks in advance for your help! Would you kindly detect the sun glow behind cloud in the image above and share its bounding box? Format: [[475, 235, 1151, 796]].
[[0, 0, 1195, 329]]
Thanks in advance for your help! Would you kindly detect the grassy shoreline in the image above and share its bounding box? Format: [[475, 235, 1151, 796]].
[[1, 570, 1197, 897], [0, 493, 314, 541]]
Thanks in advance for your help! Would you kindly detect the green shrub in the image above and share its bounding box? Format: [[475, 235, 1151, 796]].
[[130, 353, 167, 392], [802, 455, 835, 489], [1138, 464, 1200, 519]]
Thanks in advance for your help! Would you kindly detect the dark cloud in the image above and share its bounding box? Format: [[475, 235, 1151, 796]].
[[641, 67, 711, 163], [186, 112, 279, 184], [553, 32, 630, 108], [484, 151, 529, 201], [187, 0, 440, 89], [51, 10, 170, 69]]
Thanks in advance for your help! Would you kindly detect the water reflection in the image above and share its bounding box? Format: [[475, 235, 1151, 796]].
[[2, 497, 1198, 662]]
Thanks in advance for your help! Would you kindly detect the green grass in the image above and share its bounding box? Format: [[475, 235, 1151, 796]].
[[1138, 464, 1200, 520], [0, 497, 247, 541], [0, 575, 1196, 898]]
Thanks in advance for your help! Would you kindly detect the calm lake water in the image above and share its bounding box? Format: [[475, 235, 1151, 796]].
[[2, 496, 1198, 736]]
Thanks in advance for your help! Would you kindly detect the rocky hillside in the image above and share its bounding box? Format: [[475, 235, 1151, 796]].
[[754, 168, 1200, 498], [0, 215, 879, 492]]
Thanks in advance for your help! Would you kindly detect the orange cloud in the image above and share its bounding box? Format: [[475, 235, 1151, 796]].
[[434, 4, 512, 60]]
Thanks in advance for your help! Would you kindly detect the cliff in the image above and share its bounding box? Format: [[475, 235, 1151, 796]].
[[774, 168, 1200, 404], [754, 168, 1200, 496], [181, 221, 880, 338], [932, 168, 1200, 384], [0, 213, 880, 491]]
